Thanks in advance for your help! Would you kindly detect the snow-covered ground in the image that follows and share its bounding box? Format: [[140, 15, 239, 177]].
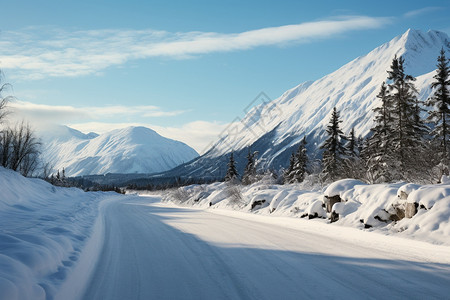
[[160, 177, 450, 246], [2, 168, 450, 299], [0, 167, 125, 299], [81, 195, 450, 299]]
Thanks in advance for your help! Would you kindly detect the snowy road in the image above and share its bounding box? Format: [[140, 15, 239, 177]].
[[82, 196, 450, 300]]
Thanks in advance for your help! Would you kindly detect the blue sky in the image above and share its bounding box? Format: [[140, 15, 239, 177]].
[[1, 0, 449, 152]]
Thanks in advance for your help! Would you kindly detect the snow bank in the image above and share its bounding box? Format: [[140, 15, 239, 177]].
[[0, 167, 115, 299], [160, 178, 450, 245]]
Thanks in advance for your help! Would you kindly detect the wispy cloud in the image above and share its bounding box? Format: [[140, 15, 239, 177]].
[[8, 100, 187, 123], [404, 7, 441, 18], [0, 15, 390, 80]]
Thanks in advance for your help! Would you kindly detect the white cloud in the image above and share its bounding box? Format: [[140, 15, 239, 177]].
[[403, 7, 441, 18], [8, 100, 187, 123], [0, 15, 390, 80]]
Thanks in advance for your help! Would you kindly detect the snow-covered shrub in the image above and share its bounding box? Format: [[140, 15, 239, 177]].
[[225, 183, 245, 207], [164, 187, 190, 204]]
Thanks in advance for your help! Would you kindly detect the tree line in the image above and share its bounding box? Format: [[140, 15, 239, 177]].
[[224, 49, 449, 185]]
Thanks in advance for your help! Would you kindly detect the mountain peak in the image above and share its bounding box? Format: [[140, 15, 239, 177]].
[[160, 29, 450, 180], [396, 29, 450, 76], [39, 125, 199, 176]]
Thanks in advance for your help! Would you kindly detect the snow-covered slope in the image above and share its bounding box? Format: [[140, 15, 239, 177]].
[[164, 29, 450, 180], [0, 167, 105, 299], [40, 126, 199, 176]]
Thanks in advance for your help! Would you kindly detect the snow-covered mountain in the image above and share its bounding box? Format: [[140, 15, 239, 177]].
[[39, 126, 199, 176], [163, 29, 450, 180]]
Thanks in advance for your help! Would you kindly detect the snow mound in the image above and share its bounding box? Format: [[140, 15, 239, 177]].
[[307, 200, 327, 218], [324, 179, 367, 198], [407, 184, 450, 208], [397, 183, 421, 199], [0, 167, 113, 299]]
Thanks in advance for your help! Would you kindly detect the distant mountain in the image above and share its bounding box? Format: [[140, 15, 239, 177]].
[[39, 126, 199, 176], [160, 29, 450, 180]]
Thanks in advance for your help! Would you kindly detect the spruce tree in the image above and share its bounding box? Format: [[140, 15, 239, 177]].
[[284, 153, 296, 184], [320, 107, 347, 182], [242, 150, 258, 185], [365, 82, 394, 182], [343, 128, 365, 179], [224, 152, 239, 182], [292, 136, 308, 183], [386, 55, 427, 180], [425, 48, 450, 165], [357, 136, 364, 155], [346, 128, 357, 157]]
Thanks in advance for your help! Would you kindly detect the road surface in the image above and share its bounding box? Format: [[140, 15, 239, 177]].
[[82, 196, 450, 299]]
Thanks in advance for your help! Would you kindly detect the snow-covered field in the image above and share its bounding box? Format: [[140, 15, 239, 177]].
[[2, 168, 450, 299]]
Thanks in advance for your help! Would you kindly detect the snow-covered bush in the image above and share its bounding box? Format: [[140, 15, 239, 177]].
[[225, 183, 246, 207], [162, 186, 190, 204]]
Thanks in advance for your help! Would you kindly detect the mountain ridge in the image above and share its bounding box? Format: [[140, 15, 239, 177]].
[[39, 125, 199, 176], [156, 28, 450, 180]]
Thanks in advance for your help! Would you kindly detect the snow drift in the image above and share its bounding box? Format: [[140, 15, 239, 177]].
[[0, 167, 118, 299]]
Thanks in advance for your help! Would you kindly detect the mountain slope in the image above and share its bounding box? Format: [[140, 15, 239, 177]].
[[40, 126, 199, 176], [162, 29, 450, 180]]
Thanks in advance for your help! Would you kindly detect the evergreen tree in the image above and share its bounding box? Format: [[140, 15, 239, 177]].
[[284, 137, 308, 184], [320, 107, 347, 182], [242, 149, 258, 185], [292, 136, 308, 183], [386, 55, 427, 180], [346, 128, 357, 157], [425, 48, 450, 165], [357, 135, 364, 155], [365, 82, 394, 182], [224, 152, 239, 182], [283, 153, 296, 184], [343, 128, 365, 179]]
